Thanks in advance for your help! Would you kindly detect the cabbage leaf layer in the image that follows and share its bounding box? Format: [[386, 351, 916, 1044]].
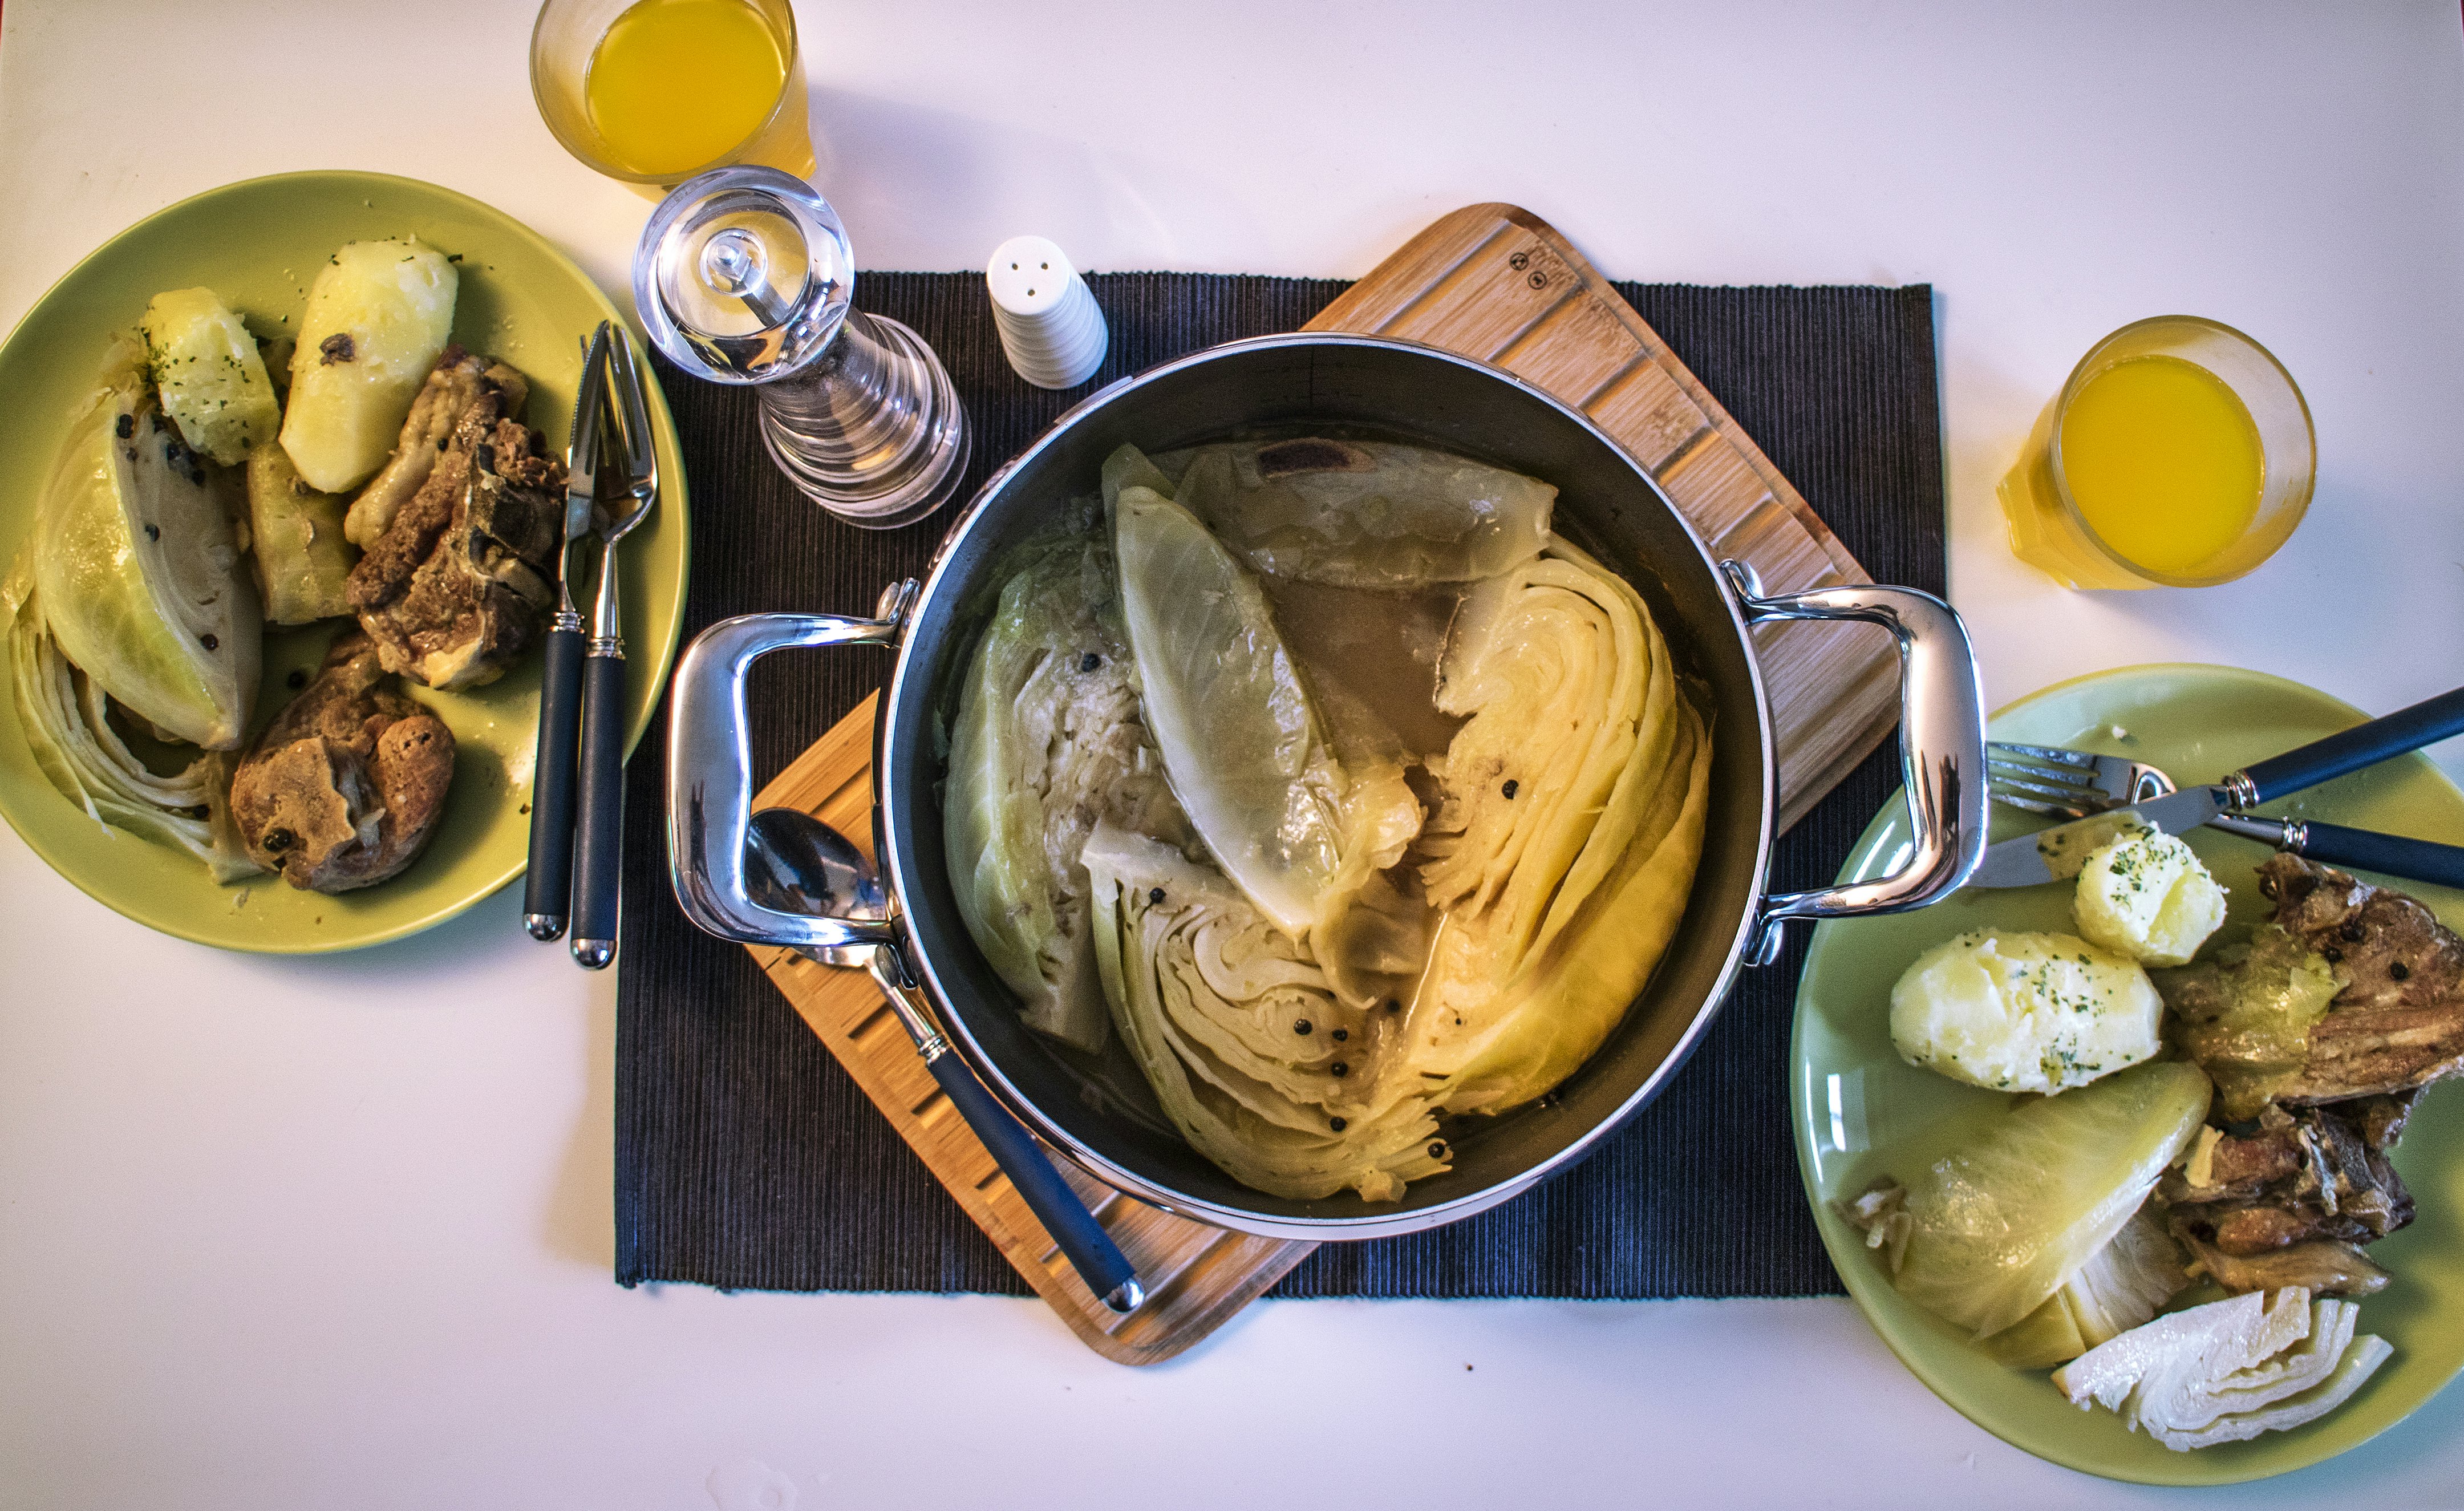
[[943, 533, 1186, 1052]]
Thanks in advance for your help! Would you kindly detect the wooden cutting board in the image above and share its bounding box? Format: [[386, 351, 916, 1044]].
[[745, 204, 1906, 1363]]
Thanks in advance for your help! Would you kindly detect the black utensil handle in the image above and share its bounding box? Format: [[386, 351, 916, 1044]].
[[569, 650, 629, 968], [521, 624, 587, 939], [2243, 686, 2464, 803], [924, 1049, 1142, 1312], [2293, 821, 2464, 890]]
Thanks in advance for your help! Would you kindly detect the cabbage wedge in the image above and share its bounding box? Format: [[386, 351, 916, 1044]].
[[1404, 539, 1712, 1113], [1161, 437, 1554, 588], [1894, 1059, 2211, 1342], [31, 337, 259, 750], [1084, 823, 1444, 1201], [943, 533, 1186, 1052], [1108, 466, 1421, 946], [4, 556, 260, 882]]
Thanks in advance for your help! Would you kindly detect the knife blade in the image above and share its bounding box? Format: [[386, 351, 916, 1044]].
[[1968, 787, 2224, 889]]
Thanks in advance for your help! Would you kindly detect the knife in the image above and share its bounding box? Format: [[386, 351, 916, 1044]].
[[1972, 684, 2464, 889], [522, 321, 613, 942]]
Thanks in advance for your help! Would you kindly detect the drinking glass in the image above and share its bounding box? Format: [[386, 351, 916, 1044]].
[[1999, 315, 2313, 590], [530, 0, 816, 190]]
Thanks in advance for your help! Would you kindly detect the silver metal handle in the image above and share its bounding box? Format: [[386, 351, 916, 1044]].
[[664, 584, 917, 953], [1723, 560, 1987, 965]]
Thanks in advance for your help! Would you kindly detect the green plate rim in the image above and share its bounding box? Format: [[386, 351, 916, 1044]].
[[0, 169, 691, 953], [1790, 660, 2464, 1485]]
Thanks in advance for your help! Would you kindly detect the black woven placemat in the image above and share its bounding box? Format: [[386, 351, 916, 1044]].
[[614, 271, 1943, 1298]]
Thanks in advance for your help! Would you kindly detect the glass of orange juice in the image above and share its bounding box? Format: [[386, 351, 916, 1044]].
[[1999, 315, 2313, 589], [531, 0, 816, 191]]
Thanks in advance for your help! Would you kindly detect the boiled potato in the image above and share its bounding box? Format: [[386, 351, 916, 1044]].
[[2072, 828, 2227, 967], [246, 444, 357, 624], [141, 287, 279, 467], [278, 238, 457, 493], [1890, 929, 2162, 1095]]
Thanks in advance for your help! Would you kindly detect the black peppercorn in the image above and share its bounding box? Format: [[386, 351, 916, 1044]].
[[1294, 1019, 1312, 1035], [2323, 946, 2343, 963], [1079, 653, 1100, 673], [262, 827, 295, 853], [200, 633, 218, 651], [1331, 1028, 1347, 1042], [143, 522, 161, 541], [1501, 779, 1518, 799], [1148, 886, 1165, 905], [115, 412, 135, 440], [2391, 961, 2411, 981], [1384, 998, 1401, 1013], [1428, 1140, 1446, 1158], [1331, 1062, 1348, 1077], [1330, 1116, 1347, 1132], [287, 669, 307, 688], [2341, 919, 2365, 942]]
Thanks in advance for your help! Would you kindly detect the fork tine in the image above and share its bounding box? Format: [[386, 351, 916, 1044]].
[[609, 331, 656, 491], [1986, 754, 2104, 792], [1989, 768, 2108, 807], [1987, 740, 2103, 771], [1993, 791, 2094, 820]]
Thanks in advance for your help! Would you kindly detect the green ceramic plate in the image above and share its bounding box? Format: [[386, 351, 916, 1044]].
[[0, 172, 689, 952], [1794, 664, 2464, 1484]]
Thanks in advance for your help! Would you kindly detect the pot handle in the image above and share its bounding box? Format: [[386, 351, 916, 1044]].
[[1722, 561, 1987, 966], [665, 583, 917, 954]]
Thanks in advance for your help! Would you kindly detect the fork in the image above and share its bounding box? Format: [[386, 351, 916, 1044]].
[[1983, 686, 2464, 890], [1988, 742, 2175, 820], [569, 331, 660, 971]]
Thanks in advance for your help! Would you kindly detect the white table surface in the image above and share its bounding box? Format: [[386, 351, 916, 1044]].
[[5, 2, 2464, 1506]]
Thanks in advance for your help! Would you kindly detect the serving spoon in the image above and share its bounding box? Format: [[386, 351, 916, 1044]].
[[742, 808, 1145, 1313]]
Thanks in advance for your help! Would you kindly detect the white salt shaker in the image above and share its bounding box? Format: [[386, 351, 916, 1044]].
[[986, 235, 1108, 390]]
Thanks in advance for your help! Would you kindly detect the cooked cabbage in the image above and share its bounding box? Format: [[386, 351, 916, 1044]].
[[1978, 1205, 2189, 1368], [4, 555, 259, 882], [1109, 469, 1421, 943], [31, 339, 258, 750], [2157, 924, 2344, 1120], [1083, 822, 1444, 1201], [1159, 437, 1554, 588], [1894, 1059, 2211, 1340], [943, 533, 1186, 1051], [2053, 1287, 2393, 1450], [1404, 538, 1711, 1113]]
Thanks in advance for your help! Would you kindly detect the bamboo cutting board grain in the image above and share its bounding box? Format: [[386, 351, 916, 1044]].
[[747, 205, 1908, 1362]]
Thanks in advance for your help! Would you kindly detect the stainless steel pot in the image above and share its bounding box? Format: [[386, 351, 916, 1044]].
[[666, 334, 1985, 1241]]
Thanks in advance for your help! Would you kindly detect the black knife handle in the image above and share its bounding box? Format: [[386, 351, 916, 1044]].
[[522, 622, 587, 940], [922, 1046, 1142, 1312], [569, 649, 629, 969], [2290, 820, 2464, 891], [2242, 685, 2464, 804]]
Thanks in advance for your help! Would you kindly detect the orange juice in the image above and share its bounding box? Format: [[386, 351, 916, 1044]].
[[586, 0, 788, 178], [2055, 356, 2263, 577]]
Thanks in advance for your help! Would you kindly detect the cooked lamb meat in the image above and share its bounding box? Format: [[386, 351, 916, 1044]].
[[229, 630, 456, 892], [344, 350, 561, 690], [2163, 1099, 2414, 1256], [2260, 853, 2464, 1103], [343, 349, 530, 549]]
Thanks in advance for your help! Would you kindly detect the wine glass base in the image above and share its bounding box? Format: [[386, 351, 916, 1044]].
[[758, 313, 972, 530]]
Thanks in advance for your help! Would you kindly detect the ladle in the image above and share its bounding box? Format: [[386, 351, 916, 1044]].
[[743, 808, 1144, 1312]]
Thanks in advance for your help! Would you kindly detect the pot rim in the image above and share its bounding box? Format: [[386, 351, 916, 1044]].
[[877, 331, 1778, 1240]]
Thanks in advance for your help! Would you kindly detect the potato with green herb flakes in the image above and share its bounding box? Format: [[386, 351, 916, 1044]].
[[279, 238, 457, 493], [1890, 929, 2163, 1094], [2072, 827, 2227, 966], [140, 287, 279, 466]]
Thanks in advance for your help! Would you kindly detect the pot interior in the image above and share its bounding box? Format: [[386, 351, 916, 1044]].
[[881, 337, 1774, 1235]]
